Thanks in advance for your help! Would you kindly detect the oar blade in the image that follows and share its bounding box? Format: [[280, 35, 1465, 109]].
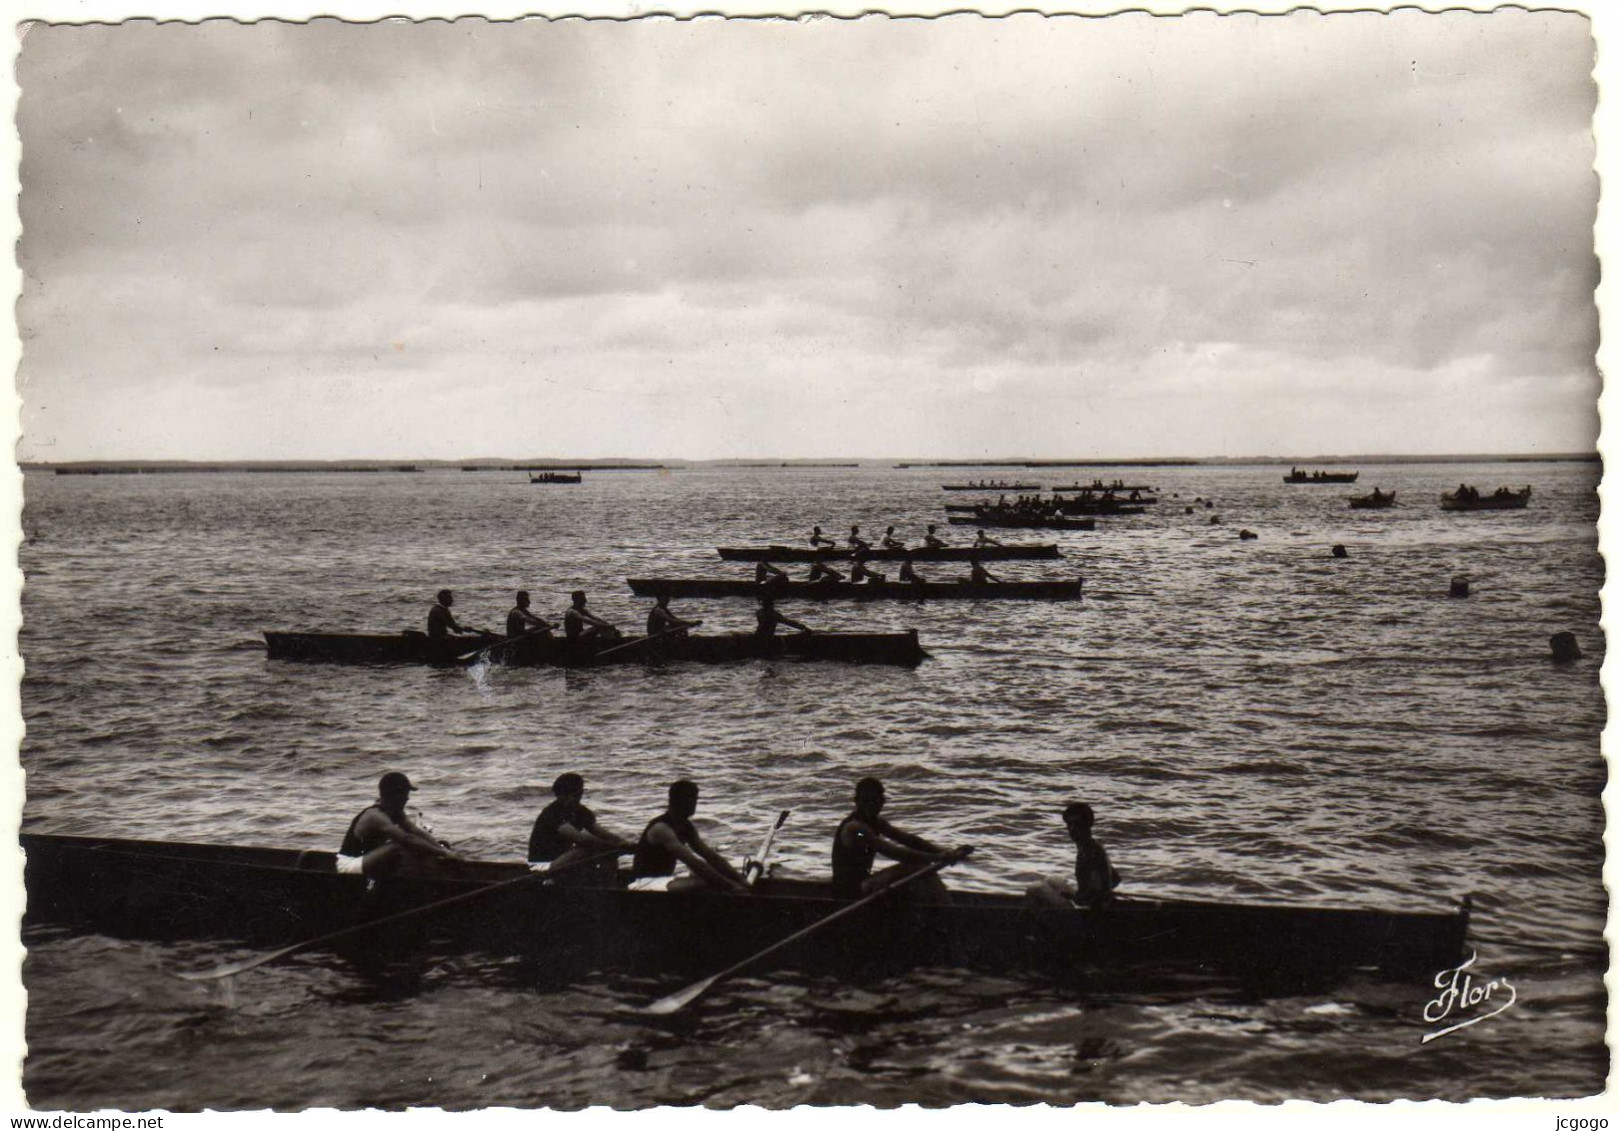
[[633, 973, 721, 1017]]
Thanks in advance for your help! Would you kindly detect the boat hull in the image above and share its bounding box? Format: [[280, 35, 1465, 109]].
[[1285, 472, 1359, 484], [263, 630, 925, 667], [1440, 489, 1531, 511], [627, 578, 1084, 601], [942, 484, 1041, 491], [20, 834, 1471, 983], [948, 515, 1098, 530], [716, 545, 1062, 562], [1348, 492, 1396, 509]]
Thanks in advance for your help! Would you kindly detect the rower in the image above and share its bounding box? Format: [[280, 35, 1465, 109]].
[[754, 560, 791, 593], [755, 592, 812, 637], [646, 594, 699, 639], [335, 772, 465, 878], [506, 590, 558, 639], [849, 551, 886, 584], [881, 525, 906, 550], [898, 554, 927, 598], [967, 555, 1000, 584], [628, 780, 751, 894], [428, 590, 482, 640], [527, 772, 633, 885], [847, 525, 871, 553], [810, 525, 838, 549], [974, 529, 1003, 549], [1026, 802, 1119, 910], [807, 551, 846, 584], [923, 524, 947, 549], [831, 777, 963, 902], [564, 590, 619, 643]]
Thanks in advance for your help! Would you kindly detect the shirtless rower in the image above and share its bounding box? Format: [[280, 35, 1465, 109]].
[[1026, 802, 1119, 909], [428, 590, 484, 640], [831, 778, 966, 901], [755, 592, 813, 638], [628, 780, 751, 894], [335, 772, 466, 878], [506, 591, 558, 639], [923, 524, 948, 549], [527, 772, 634, 885], [646, 594, 700, 639], [563, 590, 619, 644]]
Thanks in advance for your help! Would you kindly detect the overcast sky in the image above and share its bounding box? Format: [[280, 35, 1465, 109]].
[[15, 12, 1598, 461]]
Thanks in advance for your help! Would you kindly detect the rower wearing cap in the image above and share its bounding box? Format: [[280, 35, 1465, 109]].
[[527, 772, 633, 885], [629, 779, 750, 894], [428, 590, 483, 641], [563, 590, 619, 644], [506, 591, 558, 639], [336, 772, 465, 877], [1026, 802, 1119, 909], [923, 524, 948, 550], [831, 778, 965, 901]]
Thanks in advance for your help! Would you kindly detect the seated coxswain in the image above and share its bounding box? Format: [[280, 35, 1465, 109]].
[[831, 777, 966, 902], [428, 589, 486, 640], [847, 524, 871, 553], [807, 552, 846, 584], [528, 772, 633, 885], [336, 772, 466, 878], [564, 590, 620, 644], [628, 779, 751, 894], [646, 594, 700, 639], [923, 524, 947, 549], [506, 590, 558, 639], [881, 525, 906, 550], [1027, 802, 1119, 909], [756, 593, 812, 637], [849, 552, 886, 584], [809, 525, 838, 549]]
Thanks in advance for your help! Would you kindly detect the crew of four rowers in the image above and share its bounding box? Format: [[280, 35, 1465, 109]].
[[428, 589, 722, 645], [339, 772, 1118, 909]]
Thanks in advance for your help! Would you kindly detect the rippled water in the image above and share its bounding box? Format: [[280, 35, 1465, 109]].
[[17, 461, 1607, 1107]]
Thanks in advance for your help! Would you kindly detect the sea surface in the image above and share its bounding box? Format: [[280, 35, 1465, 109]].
[[15, 461, 1609, 1108]]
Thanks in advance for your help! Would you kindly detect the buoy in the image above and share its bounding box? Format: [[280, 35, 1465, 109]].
[[1550, 632, 1581, 662], [1449, 576, 1470, 598], [1331, 544, 1348, 558], [1239, 529, 1257, 540], [1205, 500, 1214, 509]]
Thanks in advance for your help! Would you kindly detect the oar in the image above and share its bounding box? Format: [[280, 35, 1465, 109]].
[[630, 847, 973, 1017], [176, 847, 624, 982], [590, 622, 703, 661], [458, 625, 552, 662], [743, 810, 791, 887]]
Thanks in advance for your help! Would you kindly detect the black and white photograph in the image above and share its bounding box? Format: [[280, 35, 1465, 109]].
[[7, 2, 1611, 1116]]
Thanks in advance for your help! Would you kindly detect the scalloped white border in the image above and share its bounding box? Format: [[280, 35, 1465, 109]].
[[0, 2, 1609, 1124]]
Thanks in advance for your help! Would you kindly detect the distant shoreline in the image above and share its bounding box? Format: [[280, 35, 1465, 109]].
[[18, 452, 1600, 475]]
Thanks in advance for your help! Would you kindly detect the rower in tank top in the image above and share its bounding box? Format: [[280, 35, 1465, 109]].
[[628, 780, 751, 894]]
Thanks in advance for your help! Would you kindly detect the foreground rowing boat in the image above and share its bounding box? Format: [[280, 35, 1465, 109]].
[[21, 833, 1471, 983], [264, 630, 925, 666], [1348, 491, 1396, 509], [716, 544, 1062, 562], [628, 578, 1085, 601]]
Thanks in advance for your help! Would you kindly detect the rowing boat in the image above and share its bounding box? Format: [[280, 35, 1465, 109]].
[[627, 578, 1084, 601], [1285, 471, 1359, 484], [715, 545, 1062, 562], [20, 833, 1472, 983], [1052, 501, 1150, 516], [529, 472, 582, 484], [1348, 491, 1396, 509], [947, 514, 1097, 530], [1051, 483, 1155, 493], [941, 483, 1041, 492], [263, 630, 925, 666], [1440, 487, 1531, 512]]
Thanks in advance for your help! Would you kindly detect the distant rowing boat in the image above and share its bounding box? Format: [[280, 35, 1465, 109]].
[[942, 483, 1041, 492], [264, 630, 925, 666], [947, 514, 1097, 530], [21, 833, 1472, 984], [1441, 487, 1531, 512], [1348, 491, 1396, 509], [1285, 470, 1359, 484], [529, 472, 582, 484], [627, 578, 1085, 601], [1051, 483, 1156, 493], [715, 544, 1062, 562]]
